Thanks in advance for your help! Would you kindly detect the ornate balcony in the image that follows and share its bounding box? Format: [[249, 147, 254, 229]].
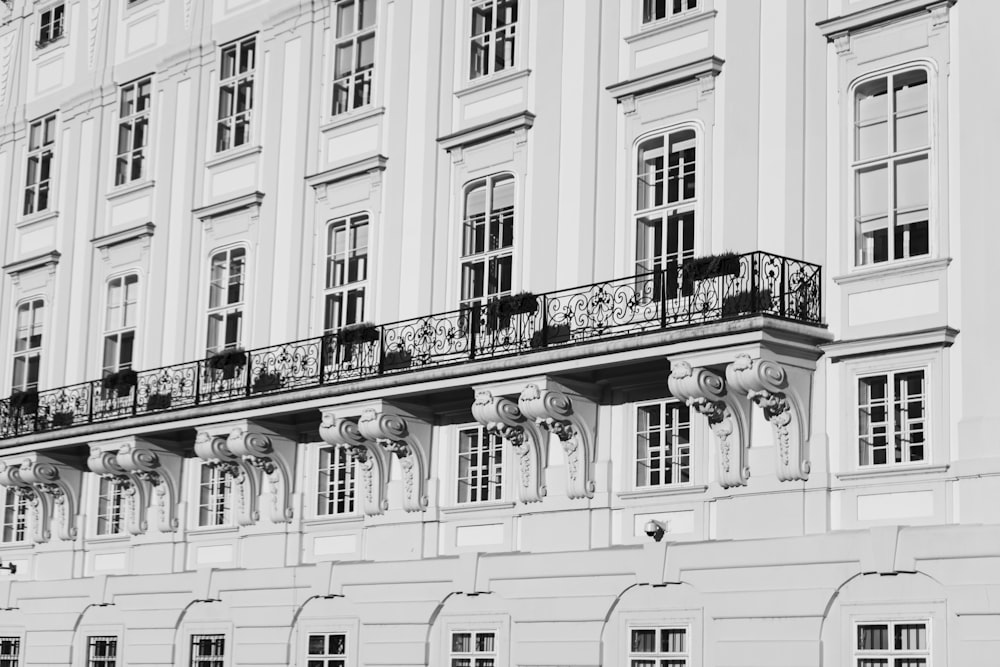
[[0, 251, 822, 439]]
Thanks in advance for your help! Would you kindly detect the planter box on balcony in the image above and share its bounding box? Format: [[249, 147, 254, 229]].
[[529, 324, 571, 348], [207, 349, 247, 380], [487, 292, 538, 329], [336, 322, 380, 345], [683, 252, 741, 290], [146, 393, 172, 411], [722, 288, 773, 317], [102, 369, 138, 397], [52, 411, 75, 427], [384, 349, 413, 370], [9, 389, 39, 414], [252, 371, 283, 393]]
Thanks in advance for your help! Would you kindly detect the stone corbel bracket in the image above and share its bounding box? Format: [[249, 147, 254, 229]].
[[472, 390, 548, 503], [358, 409, 431, 512], [319, 412, 391, 516], [0, 461, 43, 543], [87, 446, 147, 536], [227, 427, 295, 523], [17, 454, 82, 542], [727, 353, 811, 482], [668, 360, 750, 488], [116, 439, 182, 532], [194, 431, 259, 527], [518, 383, 597, 500]]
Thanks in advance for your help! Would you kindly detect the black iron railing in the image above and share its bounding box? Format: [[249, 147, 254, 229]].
[[0, 251, 821, 439]]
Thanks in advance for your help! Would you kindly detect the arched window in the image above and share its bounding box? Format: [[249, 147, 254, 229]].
[[324, 214, 369, 335], [11, 299, 44, 392], [635, 128, 697, 297], [206, 248, 246, 354], [460, 174, 514, 312], [103, 274, 138, 374]]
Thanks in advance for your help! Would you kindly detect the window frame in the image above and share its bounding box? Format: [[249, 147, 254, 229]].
[[205, 246, 248, 356], [298, 618, 359, 667], [640, 0, 700, 26], [0, 488, 29, 544], [634, 399, 693, 489], [848, 63, 935, 269], [316, 445, 357, 518], [0, 635, 20, 667], [856, 368, 928, 469], [323, 214, 370, 336], [853, 619, 930, 666], [189, 633, 226, 667], [94, 476, 126, 537], [215, 35, 257, 154], [305, 631, 348, 667], [454, 424, 505, 505], [86, 635, 119, 667], [627, 625, 690, 666], [459, 173, 517, 317], [434, 615, 509, 667], [468, 0, 519, 82], [10, 298, 45, 393], [36, 3, 65, 48], [23, 114, 56, 217], [196, 462, 233, 529], [114, 76, 152, 186], [331, 0, 377, 117], [102, 273, 140, 376]]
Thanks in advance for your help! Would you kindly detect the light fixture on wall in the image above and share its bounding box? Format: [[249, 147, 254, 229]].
[[644, 519, 667, 543]]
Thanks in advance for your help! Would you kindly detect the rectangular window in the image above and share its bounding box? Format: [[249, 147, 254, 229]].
[[87, 636, 117, 667], [324, 215, 368, 334], [1, 489, 27, 543], [858, 370, 926, 467], [23, 115, 56, 216], [190, 635, 225, 667], [115, 77, 151, 185], [206, 248, 246, 354], [197, 464, 230, 527], [37, 4, 65, 47], [332, 0, 375, 116], [0, 637, 20, 667], [216, 36, 255, 152], [469, 0, 517, 80], [642, 0, 698, 24], [853, 69, 930, 266], [629, 627, 688, 666], [460, 174, 514, 326], [450, 631, 496, 667], [456, 426, 503, 504], [856, 621, 928, 666], [317, 447, 356, 516], [103, 275, 139, 374], [96, 477, 125, 536], [636, 401, 691, 487], [307, 633, 346, 667], [12, 300, 44, 392]]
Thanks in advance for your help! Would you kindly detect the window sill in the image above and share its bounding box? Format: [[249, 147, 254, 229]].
[[439, 500, 515, 515], [186, 524, 240, 536], [301, 513, 364, 528], [87, 533, 131, 545], [106, 179, 155, 202], [617, 484, 708, 500], [34, 35, 67, 55], [626, 9, 716, 43], [836, 463, 949, 481], [16, 209, 59, 229], [319, 105, 384, 134], [125, 0, 163, 12], [833, 256, 952, 285], [456, 68, 531, 99], [205, 143, 261, 170]]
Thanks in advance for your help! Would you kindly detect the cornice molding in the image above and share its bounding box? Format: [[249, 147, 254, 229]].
[[438, 111, 535, 152], [305, 154, 387, 191], [192, 191, 265, 220], [607, 55, 724, 102], [822, 326, 959, 362], [3, 250, 61, 276], [91, 222, 156, 252], [817, 0, 956, 39]]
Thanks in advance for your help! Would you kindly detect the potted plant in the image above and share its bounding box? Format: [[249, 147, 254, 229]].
[[683, 252, 741, 290], [252, 371, 283, 393], [9, 388, 39, 414], [487, 291, 538, 329], [383, 348, 413, 370], [207, 348, 247, 380], [529, 324, 571, 349], [102, 369, 138, 397], [722, 288, 772, 317], [336, 322, 380, 346], [146, 393, 172, 411], [51, 411, 75, 427]]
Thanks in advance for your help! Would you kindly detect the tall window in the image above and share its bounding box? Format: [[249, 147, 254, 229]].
[[307, 633, 347, 667], [450, 631, 496, 667], [190, 635, 225, 667], [332, 0, 375, 116], [87, 636, 117, 667], [317, 447, 355, 516], [456, 426, 503, 504], [23, 114, 56, 216], [1, 489, 27, 543], [206, 248, 246, 354], [629, 627, 688, 666], [460, 175, 514, 316], [37, 4, 64, 47], [853, 68, 930, 266], [324, 215, 368, 334], [470, 0, 517, 80], [858, 370, 926, 467], [635, 129, 697, 298], [96, 478, 125, 536], [856, 622, 928, 666], [0, 637, 19, 667], [197, 464, 231, 527], [636, 401, 691, 487], [642, 0, 698, 24], [216, 36, 255, 152], [103, 275, 138, 375], [115, 77, 151, 185], [11, 300, 44, 392]]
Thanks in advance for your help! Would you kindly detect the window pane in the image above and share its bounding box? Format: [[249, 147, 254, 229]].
[[856, 77, 888, 160], [337, 1, 355, 38], [858, 624, 889, 650], [895, 157, 928, 212], [857, 165, 888, 219], [632, 629, 656, 652]]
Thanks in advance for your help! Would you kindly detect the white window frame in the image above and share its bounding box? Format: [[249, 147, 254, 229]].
[[323, 214, 369, 335], [434, 615, 509, 667], [853, 619, 930, 666], [189, 633, 226, 666], [627, 625, 690, 666], [640, 0, 699, 26], [0, 488, 28, 544], [468, 0, 519, 81], [0, 635, 20, 667], [849, 63, 933, 268], [857, 368, 928, 469], [331, 0, 376, 117], [316, 446, 356, 517], [95, 477, 126, 537], [305, 631, 348, 667], [102, 274, 139, 375], [455, 424, 505, 505], [459, 173, 516, 315], [634, 400, 692, 488], [23, 114, 56, 217], [196, 463, 232, 528], [36, 3, 65, 48], [205, 246, 247, 355], [86, 635, 119, 667], [114, 77, 152, 186], [298, 618, 359, 667], [215, 35, 256, 153], [10, 299, 44, 393]]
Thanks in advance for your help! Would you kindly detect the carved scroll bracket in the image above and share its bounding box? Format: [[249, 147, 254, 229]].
[[88, 445, 147, 536], [194, 430, 259, 527], [90, 436, 184, 534], [319, 411, 391, 516], [472, 389, 548, 503], [227, 427, 295, 524], [358, 409, 432, 513], [3, 454, 83, 543], [0, 461, 43, 543], [668, 360, 750, 489], [727, 353, 811, 482], [517, 382, 597, 500]]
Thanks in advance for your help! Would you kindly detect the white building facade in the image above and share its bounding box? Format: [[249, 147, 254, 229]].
[[0, 0, 991, 665]]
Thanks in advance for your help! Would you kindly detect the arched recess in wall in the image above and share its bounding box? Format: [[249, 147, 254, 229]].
[[69, 602, 128, 667], [601, 582, 705, 666], [426, 591, 513, 667], [820, 571, 947, 666], [288, 594, 362, 667], [171, 598, 235, 667]]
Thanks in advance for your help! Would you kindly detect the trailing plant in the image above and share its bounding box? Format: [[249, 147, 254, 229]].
[[207, 348, 247, 370], [683, 251, 741, 289], [9, 388, 39, 414], [337, 322, 380, 345], [487, 292, 538, 320], [721, 288, 773, 317], [102, 369, 138, 397]]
